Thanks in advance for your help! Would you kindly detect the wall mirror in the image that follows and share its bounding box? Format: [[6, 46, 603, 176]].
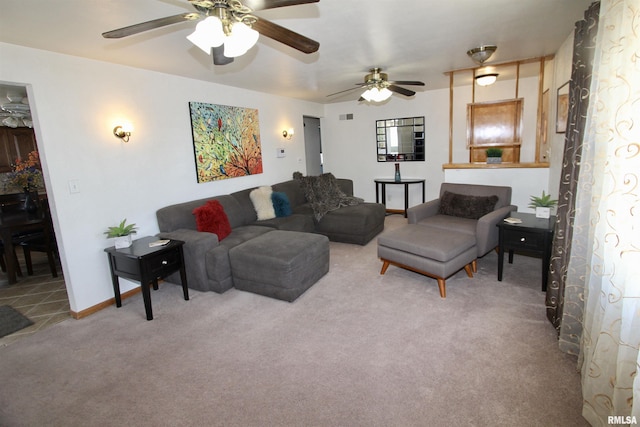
[[376, 116, 425, 162]]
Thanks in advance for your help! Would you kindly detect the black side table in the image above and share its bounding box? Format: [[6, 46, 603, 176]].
[[374, 178, 426, 218], [104, 236, 189, 320], [497, 212, 555, 291]]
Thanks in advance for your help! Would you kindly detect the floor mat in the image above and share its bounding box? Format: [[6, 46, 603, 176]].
[[0, 305, 33, 338]]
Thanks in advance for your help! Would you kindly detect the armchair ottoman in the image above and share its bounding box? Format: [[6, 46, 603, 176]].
[[378, 225, 477, 298]]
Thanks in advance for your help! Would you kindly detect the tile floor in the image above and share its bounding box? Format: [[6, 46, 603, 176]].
[[0, 251, 69, 346]]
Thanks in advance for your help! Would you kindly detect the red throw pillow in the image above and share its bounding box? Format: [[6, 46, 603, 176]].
[[193, 200, 232, 241]]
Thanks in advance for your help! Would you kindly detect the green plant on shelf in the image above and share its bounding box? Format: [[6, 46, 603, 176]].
[[485, 147, 503, 158]]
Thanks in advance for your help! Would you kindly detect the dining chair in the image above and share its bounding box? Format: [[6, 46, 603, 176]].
[[0, 192, 45, 277], [0, 193, 31, 276], [19, 199, 58, 277]]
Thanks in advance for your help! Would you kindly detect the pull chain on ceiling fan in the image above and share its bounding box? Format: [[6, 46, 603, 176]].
[[102, 0, 320, 65]]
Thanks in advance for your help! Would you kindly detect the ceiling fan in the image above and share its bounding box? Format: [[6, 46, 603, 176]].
[[327, 68, 425, 102], [102, 0, 320, 65]]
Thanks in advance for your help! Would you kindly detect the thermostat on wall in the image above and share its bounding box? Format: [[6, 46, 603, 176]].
[[277, 147, 286, 158]]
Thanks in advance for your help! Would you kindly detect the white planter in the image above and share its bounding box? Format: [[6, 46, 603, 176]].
[[486, 157, 502, 164], [535, 207, 551, 219], [114, 235, 133, 249]]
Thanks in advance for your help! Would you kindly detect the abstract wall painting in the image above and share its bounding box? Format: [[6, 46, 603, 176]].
[[189, 102, 263, 182]]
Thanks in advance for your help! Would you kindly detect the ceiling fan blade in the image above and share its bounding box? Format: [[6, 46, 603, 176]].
[[252, 18, 319, 54], [102, 13, 200, 38], [387, 80, 425, 86], [243, 0, 319, 11], [326, 84, 367, 97], [212, 46, 234, 65], [388, 85, 416, 97]]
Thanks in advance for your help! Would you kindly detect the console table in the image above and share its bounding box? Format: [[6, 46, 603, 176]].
[[105, 236, 189, 320], [374, 178, 425, 217], [497, 212, 555, 291]]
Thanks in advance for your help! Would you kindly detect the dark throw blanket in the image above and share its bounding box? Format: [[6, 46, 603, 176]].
[[293, 172, 364, 221]]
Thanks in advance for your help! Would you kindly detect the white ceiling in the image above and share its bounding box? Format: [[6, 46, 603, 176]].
[[0, 0, 592, 104]]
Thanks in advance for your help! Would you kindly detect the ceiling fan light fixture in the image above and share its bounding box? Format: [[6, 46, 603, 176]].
[[475, 73, 499, 86], [223, 22, 259, 57], [362, 87, 393, 102], [187, 16, 225, 53], [2, 116, 20, 128]]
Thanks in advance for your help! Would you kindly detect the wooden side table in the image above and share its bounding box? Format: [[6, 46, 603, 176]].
[[497, 212, 555, 291], [104, 236, 188, 320]]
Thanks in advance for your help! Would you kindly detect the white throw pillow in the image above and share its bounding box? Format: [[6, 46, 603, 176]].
[[250, 186, 276, 220]]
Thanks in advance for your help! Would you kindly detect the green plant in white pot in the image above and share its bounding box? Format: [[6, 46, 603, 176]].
[[104, 219, 138, 249], [528, 191, 558, 219], [485, 147, 503, 164]]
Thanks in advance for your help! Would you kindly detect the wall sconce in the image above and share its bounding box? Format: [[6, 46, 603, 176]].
[[113, 124, 133, 142], [282, 128, 294, 140]]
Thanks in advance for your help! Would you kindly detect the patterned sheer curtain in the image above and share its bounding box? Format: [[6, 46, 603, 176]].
[[558, 0, 640, 423]]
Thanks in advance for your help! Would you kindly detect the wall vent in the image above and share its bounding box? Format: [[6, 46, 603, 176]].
[[339, 113, 354, 121]]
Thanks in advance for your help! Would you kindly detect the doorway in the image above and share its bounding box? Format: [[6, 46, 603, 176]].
[[303, 116, 322, 175], [0, 82, 69, 344]]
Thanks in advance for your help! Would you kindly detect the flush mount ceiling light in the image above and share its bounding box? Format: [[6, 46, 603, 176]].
[[475, 73, 499, 86], [467, 45, 499, 86]]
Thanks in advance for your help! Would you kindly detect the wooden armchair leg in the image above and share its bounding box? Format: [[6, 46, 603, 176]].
[[380, 260, 390, 275]]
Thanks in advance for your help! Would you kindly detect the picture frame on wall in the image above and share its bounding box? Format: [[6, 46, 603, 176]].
[[556, 81, 570, 133]]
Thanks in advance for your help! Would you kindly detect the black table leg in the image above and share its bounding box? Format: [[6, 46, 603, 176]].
[[497, 240, 504, 282], [404, 183, 409, 218], [179, 246, 189, 301], [107, 255, 122, 307], [140, 273, 153, 321]]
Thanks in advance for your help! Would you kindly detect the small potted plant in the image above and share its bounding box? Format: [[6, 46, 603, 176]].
[[485, 148, 503, 164], [528, 191, 558, 218], [104, 218, 138, 249]]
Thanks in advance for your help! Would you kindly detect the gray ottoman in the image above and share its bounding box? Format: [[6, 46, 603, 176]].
[[377, 224, 477, 298], [229, 230, 330, 302]]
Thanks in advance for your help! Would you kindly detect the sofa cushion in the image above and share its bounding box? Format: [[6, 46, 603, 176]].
[[438, 191, 499, 220], [250, 186, 276, 220], [193, 200, 232, 241], [254, 214, 315, 233], [271, 191, 292, 217], [415, 214, 477, 235]]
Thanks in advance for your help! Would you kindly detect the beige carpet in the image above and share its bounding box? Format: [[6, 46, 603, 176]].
[[0, 215, 587, 426]]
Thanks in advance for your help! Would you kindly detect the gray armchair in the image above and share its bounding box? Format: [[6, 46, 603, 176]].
[[407, 183, 516, 257]]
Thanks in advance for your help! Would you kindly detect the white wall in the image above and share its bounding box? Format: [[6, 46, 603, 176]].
[[548, 30, 576, 199], [322, 89, 450, 210], [0, 42, 323, 313]]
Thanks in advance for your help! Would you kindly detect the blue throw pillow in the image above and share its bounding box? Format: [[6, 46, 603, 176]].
[[271, 192, 292, 217]]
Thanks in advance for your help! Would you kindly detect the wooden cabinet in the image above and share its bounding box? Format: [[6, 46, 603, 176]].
[[467, 99, 523, 164], [0, 127, 37, 173]]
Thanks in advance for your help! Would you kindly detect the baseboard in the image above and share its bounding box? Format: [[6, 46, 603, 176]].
[[69, 286, 143, 319]]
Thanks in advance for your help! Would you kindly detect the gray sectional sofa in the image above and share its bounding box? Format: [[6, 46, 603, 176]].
[[156, 176, 386, 295]]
